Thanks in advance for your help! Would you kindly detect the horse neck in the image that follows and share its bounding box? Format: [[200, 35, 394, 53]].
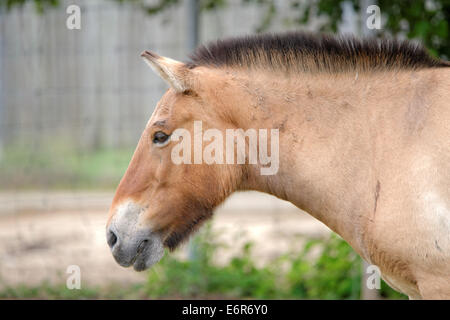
[[223, 68, 435, 253]]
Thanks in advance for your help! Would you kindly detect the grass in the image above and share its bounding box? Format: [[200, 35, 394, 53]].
[[0, 226, 408, 300], [0, 281, 151, 300], [0, 141, 133, 190]]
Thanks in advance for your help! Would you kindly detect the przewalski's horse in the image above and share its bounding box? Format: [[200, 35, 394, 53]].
[[106, 32, 450, 299]]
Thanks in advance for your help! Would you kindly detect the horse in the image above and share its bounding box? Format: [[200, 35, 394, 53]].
[[106, 32, 450, 299]]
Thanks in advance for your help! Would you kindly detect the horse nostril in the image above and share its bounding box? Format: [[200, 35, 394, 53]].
[[107, 229, 118, 249]]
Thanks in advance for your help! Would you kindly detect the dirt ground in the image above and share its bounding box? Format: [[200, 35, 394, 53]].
[[0, 191, 331, 289]]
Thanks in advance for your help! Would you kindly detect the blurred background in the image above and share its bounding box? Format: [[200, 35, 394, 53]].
[[0, 0, 448, 299]]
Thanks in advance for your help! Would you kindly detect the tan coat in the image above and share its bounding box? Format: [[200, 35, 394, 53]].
[[107, 34, 450, 299]]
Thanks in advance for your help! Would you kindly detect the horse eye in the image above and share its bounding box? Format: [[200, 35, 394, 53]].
[[153, 131, 170, 145]]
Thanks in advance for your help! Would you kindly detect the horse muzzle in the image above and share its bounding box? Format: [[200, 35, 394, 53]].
[[106, 201, 164, 271]]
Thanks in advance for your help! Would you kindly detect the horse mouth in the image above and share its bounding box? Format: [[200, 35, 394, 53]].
[[129, 240, 149, 271], [132, 255, 148, 272], [133, 237, 165, 271]]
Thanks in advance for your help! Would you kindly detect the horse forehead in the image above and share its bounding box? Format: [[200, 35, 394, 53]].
[[146, 97, 174, 127], [149, 104, 170, 124], [157, 91, 191, 115]]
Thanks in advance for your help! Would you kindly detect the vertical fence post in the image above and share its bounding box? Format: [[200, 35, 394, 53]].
[[0, 4, 5, 160], [186, 0, 200, 261], [360, 0, 377, 37], [187, 0, 199, 53]]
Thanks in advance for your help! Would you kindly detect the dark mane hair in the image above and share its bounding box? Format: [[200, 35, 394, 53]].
[[188, 32, 449, 73]]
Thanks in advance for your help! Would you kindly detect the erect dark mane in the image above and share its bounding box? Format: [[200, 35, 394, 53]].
[[188, 32, 449, 73]]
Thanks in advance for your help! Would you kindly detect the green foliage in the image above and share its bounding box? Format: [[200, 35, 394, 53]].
[[144, 227, 407, 299], [285, 235, 361, 299], [298, 0, 450, 59], [146, 225, 280, 299]]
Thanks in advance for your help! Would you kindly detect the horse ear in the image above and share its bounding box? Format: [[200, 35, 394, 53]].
[[141, 50, 190, 92]]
